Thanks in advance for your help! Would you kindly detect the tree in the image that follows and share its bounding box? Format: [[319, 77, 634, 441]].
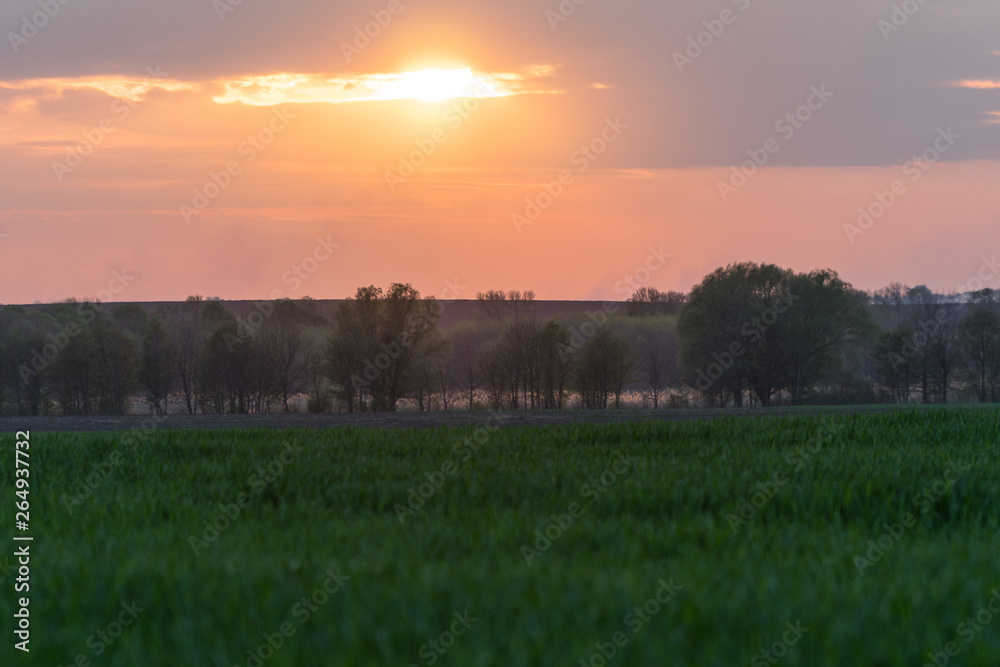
[[409, 327, 451, 411], [904, 286, 961, 403], [140, 318, 175, 415], [576, 330, 636, 409], [780, 270, 875, 405], [475, 290, 507, 322], [449, 322, 494, 410], [259, 318, 309, 413], [90, 316, 138, 414], [508, 290, 536, 321], [958, 308, 1000, 403], [626, 287, 686, 317], [169, 307, 204, 414], [634, 326, 679, 408], [678, 262, 872, 407], [326, 284, 442, 412], [874, 327, 915, 403], [678, 263, 789, 407], [475, 290, 535, 322], [537, 321, 572, 409]]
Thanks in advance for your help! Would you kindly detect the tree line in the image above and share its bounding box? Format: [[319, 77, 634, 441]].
[[2, 264, 999, 416]]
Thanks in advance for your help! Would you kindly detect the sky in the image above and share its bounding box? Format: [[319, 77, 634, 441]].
[[0, 0, 998, 303]]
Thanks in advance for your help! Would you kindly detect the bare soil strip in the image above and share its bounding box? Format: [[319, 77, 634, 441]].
[[0, 404, 968, 432]]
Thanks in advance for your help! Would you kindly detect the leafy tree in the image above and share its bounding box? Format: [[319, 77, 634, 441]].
[[140, 318, 176, 415], [679, 263, 872, 407], [326, 284, 441, 412], [780, 270, 874, 405], [958, 308, 1000, 402], [576, 330, 636, 409], [90, 316, 137, 414], [874, 327, 915, 403]]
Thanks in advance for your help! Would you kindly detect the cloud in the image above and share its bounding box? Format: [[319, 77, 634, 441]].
[[212, 66, 562, 106], [955, 80, 1000, 90], [0, 71, 197, 105]]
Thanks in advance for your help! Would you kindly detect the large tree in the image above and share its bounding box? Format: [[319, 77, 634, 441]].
[[958, 308, 1000, 403], [678, 262, 872, 407], [326, 284, 442, 412], [140, 318, 176, 415]]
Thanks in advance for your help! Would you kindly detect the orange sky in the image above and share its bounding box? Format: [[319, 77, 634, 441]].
[[1, 0, 998, 303]]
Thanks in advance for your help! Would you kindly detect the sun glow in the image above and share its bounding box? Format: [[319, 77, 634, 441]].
[[211, 66, 562, 106], [368, 68, 490, 103]]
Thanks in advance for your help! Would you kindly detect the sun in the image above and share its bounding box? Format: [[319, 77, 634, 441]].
[[368, 67, 494, 104]]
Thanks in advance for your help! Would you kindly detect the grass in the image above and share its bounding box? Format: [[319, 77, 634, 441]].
[[2, 407, 999, 666]]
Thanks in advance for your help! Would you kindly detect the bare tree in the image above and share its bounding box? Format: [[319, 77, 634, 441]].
[[508, 290, 536, 321], [636, 327, 678, 408], [140, 318, 175, 415], [476, 290, 508, 322], [169, 311, 203, 414], [260, 318, 310, 413]]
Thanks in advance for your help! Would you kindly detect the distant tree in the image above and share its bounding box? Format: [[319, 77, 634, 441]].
[[259, 318, 309, 413], [90, 316, 138, 414], [576, 330, 636, 409], [958, 308, 1000, 402], [968, 288, 998, 305], [449, 323, 491, 410], [51, 328, 95, 415], [478, 340, 508, 410], [537, 321, 572, 409], [475, 290, 507, 322], [635, 327, 679, 408], [626, 287, 686, 317], [904, 286, 961, 403], [112, 303, 148, 339], [305, 348, 333, 413], [169, 310, 204, 414], [872, 283, 909, 326], [326, 284, 441, 412], [409, 327, 451, 411], [874, 327, 915, 403], [325, 286, 379, 412], [140, 318, 175, 415], [508, 290, 536, 321]]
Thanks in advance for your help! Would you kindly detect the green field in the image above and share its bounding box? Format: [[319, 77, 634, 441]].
[[3, 408, 1000, 666]]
